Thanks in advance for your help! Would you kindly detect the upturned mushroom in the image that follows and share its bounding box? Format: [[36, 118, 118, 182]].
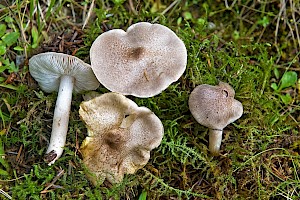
[[90, 22, 187, 98], [79, 92, 163, 185], [188, 82, 243, 155], [29, 52, 100, 165]]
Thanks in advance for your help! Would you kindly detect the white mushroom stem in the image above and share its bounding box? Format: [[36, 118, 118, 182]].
[[209, 129, 223, 155], [45, 75, 75, 165]]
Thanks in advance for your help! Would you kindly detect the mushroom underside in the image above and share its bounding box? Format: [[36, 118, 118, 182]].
[[29, 52, 100, 165]]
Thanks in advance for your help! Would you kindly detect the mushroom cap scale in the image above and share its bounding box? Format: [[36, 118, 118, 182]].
[[79, 92, 164, 184], [90, 22, 187, 98], [188, 82, 243, 130], [29, 52, 100, 93]]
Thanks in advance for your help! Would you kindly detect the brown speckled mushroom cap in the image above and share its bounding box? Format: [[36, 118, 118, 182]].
[[188, 82, 243, 130], [90, 22, 187, 98], [79, 92, 164, 185]]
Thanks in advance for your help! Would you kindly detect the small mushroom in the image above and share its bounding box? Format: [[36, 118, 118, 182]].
[[188, 82, 243, 155], [79, 92, 163, 184], [90, 22, 187, 98], [29, 52, 100, 165]]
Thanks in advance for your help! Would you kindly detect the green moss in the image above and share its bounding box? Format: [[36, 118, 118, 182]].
[[0, 0, 299, 199]]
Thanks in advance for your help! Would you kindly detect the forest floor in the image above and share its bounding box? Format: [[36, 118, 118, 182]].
[[0, 0, 299, 199]]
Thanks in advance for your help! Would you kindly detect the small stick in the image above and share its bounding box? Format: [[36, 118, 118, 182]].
[[82, 0, 95, 30], [128, 0, 137, 15], [152, 0, 179, 23], [41, 169, 65, 193], [16, 145, 23, 163], [289, 0, 300, 50], [0, 189, 12, 200]]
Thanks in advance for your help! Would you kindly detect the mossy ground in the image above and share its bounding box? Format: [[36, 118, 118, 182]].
[[0, 0, 299, 199]]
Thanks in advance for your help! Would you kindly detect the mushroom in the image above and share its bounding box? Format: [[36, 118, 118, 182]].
[[29, 52, 100, 165], [79, 92, 163, 185], [90, 22, 187, 98], [188, 82, 243, 155]]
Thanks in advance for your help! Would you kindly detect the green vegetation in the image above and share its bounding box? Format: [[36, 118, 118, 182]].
[[0, 0, 299, 199]]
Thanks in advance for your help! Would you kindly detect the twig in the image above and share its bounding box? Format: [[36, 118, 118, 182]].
[[289, 0, 300, 51], [275, 0, 286, 52], [0, 175, 25, 182], [82, 0, 95, 30], [16, 145, 23, 163], [128, 0, 137, 15], [70, 2, 76, 23], [0, 189, 12, 200], [82, 1, 87, 21], [152, 0, 180, 23], [277, 66, 300, 71], [225, 0, 238, 9], [38, 1, 46, 25], [40, 169, 65, 193], [286, 19, 297, 47]]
